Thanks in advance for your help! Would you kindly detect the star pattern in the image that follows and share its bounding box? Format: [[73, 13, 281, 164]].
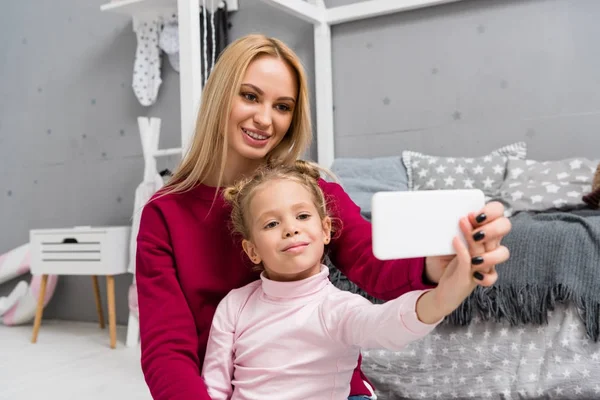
[[501, 158, 597, 214], [361, 303, 600, 400], [404, 153, 509, 195]]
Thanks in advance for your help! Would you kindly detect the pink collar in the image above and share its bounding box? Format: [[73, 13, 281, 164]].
[[260, 265, 330, 300]]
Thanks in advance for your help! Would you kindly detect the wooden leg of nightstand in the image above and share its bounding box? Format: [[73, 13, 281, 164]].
[[106, 275, 117, 349], [92, 275, 105, 329], [31, 274, 48, 343]]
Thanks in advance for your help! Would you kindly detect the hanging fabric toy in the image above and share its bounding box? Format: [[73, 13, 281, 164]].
[[132, 16, 163, 106]]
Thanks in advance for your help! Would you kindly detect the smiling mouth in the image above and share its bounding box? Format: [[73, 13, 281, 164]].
[[242, 127, 270, 141], [282, 242, 309, 252]]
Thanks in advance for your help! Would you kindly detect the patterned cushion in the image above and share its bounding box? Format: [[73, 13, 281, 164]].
[[402, 142, 527, 197], [499, 158, 597, 214]]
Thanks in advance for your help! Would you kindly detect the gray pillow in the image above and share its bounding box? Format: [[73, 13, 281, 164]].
[[330, 156, 408, 219], [499, 158, 597, 214], [401, 142, 527, 198]]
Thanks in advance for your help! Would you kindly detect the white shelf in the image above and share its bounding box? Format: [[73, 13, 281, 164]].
[[100, 0, 238, 15], [326, 0, 462, 25], [258, 0, 323, 24], [101, 0, 176, 15], [154, 147, 183, 157]]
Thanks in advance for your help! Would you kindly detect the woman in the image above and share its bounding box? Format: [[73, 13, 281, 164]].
[[136, 34, 511, 400]]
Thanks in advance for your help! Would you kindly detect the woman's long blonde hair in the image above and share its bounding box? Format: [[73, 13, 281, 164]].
[[161, 34, 312, 196]]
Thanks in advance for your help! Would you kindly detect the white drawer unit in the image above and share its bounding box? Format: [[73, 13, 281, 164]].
[[30, 226, 130, 275], [29, 226, 131, 349]]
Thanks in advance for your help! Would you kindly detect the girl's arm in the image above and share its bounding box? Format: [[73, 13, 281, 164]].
[[416, 235, 480, 324], [323, 234, 480, 349], [201, 293, 238, 400], [136, 202, 213, 400], [319, 180, 432, 301], [321, 289, 441, 351]]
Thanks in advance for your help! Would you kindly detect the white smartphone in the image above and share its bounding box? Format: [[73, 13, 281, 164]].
[[371, 189, 485, 260]]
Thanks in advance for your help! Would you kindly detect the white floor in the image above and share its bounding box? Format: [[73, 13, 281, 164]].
[[0, 320, 152, 400]]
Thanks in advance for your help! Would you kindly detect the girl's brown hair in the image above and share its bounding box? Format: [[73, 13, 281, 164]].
[[222, 160, 332, 241]]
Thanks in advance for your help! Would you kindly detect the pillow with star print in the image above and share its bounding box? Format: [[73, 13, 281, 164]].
[[498, 157, 598, 214], [401, 142, 526, 196], [401, 152, 510, 197]]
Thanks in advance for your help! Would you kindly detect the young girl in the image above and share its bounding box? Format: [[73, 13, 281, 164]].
[[136, 34, 511, 400], [201, 161, 501, 399]]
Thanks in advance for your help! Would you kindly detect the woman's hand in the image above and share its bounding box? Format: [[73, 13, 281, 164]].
[[417, 216, 510, 323], [424, 201, 511, 285]]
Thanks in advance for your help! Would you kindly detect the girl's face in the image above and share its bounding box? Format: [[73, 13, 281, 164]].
[[227, 55, 298, 165], [241, 179, 331, 282]]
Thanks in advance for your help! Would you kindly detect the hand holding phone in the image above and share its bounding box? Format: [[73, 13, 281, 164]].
[[371, 189, 485, 260]]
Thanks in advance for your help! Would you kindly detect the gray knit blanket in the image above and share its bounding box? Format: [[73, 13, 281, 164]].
[[448, 209, 600, 341], [328, 209, 600, 341]]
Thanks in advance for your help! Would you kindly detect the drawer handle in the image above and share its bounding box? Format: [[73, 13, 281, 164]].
[[62, 238, 79, 244]]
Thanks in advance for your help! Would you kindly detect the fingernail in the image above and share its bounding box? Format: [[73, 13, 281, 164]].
[[471, 256, 484, 265], [473, 271, 484, 281], [473, 231, 485, 241], [475, 213, 487, 223]]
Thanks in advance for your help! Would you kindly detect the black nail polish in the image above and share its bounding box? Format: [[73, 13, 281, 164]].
[[473, 231, 485, 241], [475, 213, 487, 224], [472, 256, 484, 265], [473, 271, 484, 281]]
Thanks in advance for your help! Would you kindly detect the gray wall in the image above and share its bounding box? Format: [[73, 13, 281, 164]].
[[0, 1, 177, 325], [1, 0, 598, 326], [329, 0, 600, 159]]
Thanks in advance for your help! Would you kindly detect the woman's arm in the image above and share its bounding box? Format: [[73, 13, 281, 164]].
[[319, 180, 432, 301], [136, 201, 212, 400]]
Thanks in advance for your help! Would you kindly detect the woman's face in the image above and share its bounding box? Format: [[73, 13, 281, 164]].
[[227, 55, 298, 164]]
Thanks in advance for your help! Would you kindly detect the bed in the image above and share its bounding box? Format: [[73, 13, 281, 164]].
[[327, 142, 600, 399]]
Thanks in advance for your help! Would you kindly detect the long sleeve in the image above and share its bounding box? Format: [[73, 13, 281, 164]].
[[320, 180, 433, 300], [201, 293, 238, 400], [322, 290, 440, 350], [136, 201, 212, 400]]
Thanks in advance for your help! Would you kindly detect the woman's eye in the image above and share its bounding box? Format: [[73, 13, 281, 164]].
[[276, 104, 291, 112], [242, 92, 257, 102], [265, 221, 278, 229], [298, 213, 310, 220]]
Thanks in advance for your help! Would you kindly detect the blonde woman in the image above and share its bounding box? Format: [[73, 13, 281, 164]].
[[136, 34, 511, 400]]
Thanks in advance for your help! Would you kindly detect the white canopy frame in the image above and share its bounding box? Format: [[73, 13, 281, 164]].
[[260, 0, 462, 168]]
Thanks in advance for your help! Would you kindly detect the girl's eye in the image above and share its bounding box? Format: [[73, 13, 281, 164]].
[[276, 104, 291, 112], [242, 92, 257, 102], [297, 213, 310, 220], [264, 221, 278, 229]]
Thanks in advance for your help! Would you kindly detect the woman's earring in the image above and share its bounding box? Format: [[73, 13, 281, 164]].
[[324, 237, 330, 244]]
